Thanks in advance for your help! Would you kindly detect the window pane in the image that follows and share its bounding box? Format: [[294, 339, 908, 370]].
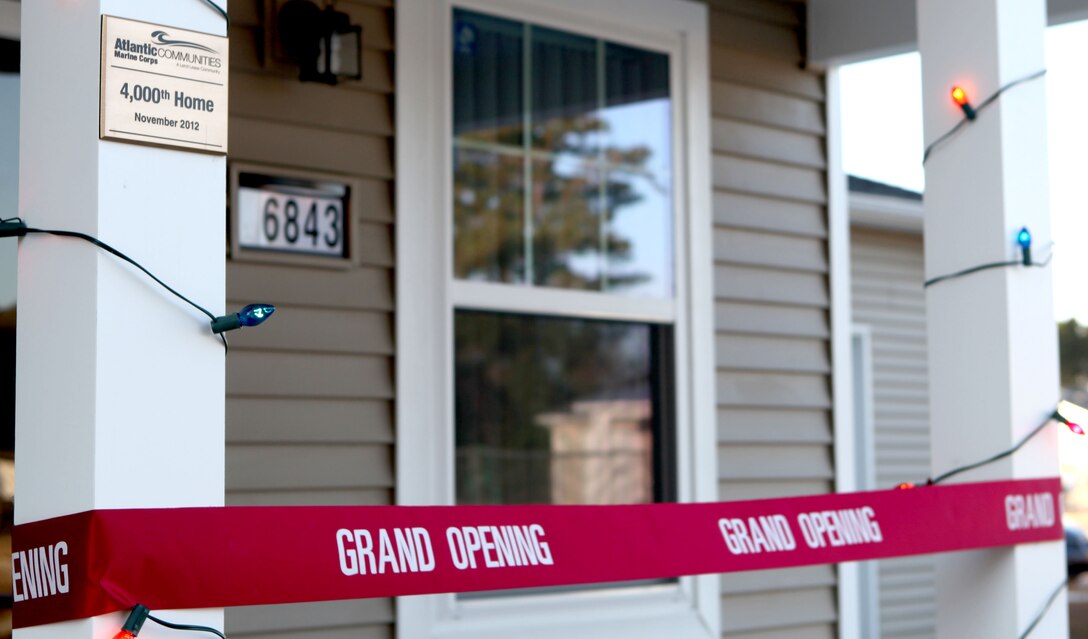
[[604, 168, 673, 297], [453, 10, 524, 146], [453, 147, 526, 283], [530, 26, 597, 158], [455, 311, 671, 505], [603, 42, 671, 176], [602, 44, 672, 296], [450, 11, 675, 298], [530, 157, 603, 290]]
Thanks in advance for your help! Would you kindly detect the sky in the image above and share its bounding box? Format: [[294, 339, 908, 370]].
[[840, 20, 1088, 325]]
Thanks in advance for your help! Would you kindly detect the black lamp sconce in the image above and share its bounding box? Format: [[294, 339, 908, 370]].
[[277, 0, 362, 85]]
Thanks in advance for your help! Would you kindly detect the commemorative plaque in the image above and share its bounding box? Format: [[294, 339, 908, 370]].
[[100, 16, 229, 153]]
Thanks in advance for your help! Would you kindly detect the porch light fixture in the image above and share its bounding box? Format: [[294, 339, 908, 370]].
[[951, 86, 977, 120], [277, 0, 362, 85]]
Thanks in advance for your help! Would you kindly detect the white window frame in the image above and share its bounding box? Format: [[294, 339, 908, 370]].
[[395, 1, 715, 638], [849, 324, 881, 639]]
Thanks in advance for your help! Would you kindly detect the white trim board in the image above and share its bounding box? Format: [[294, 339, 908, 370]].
[[826, 65, 862, 639], [808, 0, 1088, 66]]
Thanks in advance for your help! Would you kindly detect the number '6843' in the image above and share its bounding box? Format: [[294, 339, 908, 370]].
[[263, 197, 342, 249]]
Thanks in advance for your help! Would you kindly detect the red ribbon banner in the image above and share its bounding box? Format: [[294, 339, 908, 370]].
[[12, 477, 1062, 629]]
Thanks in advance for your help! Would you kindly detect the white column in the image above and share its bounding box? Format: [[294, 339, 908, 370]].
[[16, 1, 227, 638], [918, 1, 1066, 637]]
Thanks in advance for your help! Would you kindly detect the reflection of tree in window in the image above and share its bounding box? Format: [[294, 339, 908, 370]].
[[454, 149, 525, 282], [529, 117, 648, 291], [455, 116, 655, 291], [452, 10, 672, 297]]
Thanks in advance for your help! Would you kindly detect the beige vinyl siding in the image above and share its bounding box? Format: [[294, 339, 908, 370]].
[[851, 226, 935, 639], [704, 0, 837, 637], [224, 1, 395, 638]]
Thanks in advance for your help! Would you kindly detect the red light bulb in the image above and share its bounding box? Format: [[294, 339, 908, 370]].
[[895, 482, 915, 490], [1068, 422, 1085, 436], [950, 86, 977, 120], [951, 86, 968, 106], [114, 604, 150, 639]]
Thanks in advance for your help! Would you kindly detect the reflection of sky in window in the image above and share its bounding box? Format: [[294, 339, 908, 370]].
[[608, 170, 672, 298], [544, 97, 672, 298], [601, 98, 672, 178], [601, 99, 673, 298]]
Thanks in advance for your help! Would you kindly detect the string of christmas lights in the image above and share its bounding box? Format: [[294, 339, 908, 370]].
[[923, 226, 1053, 288], [1019, 578, 1067, 639], [893, 401, 1085, 637], [0, 216, 275, 350], [200, 0, 230, 27], [894, 401, 1084, 490], [921, 65, 1064, 639], [114, 604, 226, 639], [922, 69, 1047, 164]]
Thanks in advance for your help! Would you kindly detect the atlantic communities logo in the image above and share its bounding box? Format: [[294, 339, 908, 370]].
[[151, 30, 218, 53], [113, 28, 223, 69]]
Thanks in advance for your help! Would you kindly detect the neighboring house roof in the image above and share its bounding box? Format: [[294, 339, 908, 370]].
[[848, 174, 924, 233], [848, 175, 922, 201]]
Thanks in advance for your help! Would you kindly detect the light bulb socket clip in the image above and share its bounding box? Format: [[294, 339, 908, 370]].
[[210, 313, 242, 334], [120, 604, 150, 637], [0, 219, 27, 238]]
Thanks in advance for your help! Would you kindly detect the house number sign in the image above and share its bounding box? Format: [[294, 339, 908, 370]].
[[231, 165, 356, 266], [100, 15, 229, 153], [237, 188, 346, 257]]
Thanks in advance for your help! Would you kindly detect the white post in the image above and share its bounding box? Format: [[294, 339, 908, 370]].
[[16, 1, 227, 638], [917, 0, 1066, 637]]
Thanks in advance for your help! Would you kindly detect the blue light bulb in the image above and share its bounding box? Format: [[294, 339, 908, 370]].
[[1017, 227, 1032, 249], [1017, 227, 1033, 266], [239, 304, 275, 327], [211, 303, 276, 334]]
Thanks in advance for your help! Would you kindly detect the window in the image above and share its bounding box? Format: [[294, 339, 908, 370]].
[[397, 1, 714, 637], [455, 311, 675, 507], [450, 8, 676, 509]]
